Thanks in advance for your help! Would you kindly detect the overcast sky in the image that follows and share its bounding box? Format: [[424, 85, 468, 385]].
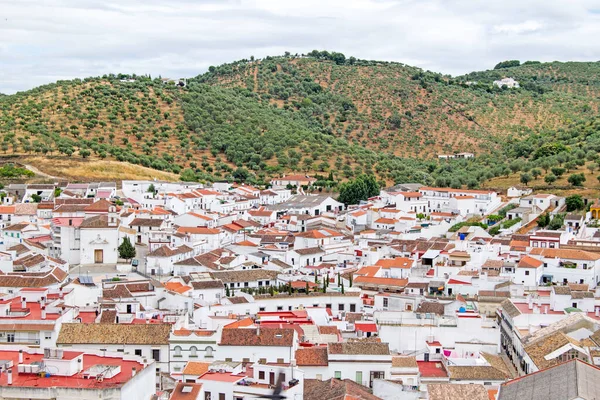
[[2, 0, 600, 94]]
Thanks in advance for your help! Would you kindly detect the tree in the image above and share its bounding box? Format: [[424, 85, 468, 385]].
[[551, 167, 565, 177], [548, 214, 566, 230], [338, 174, 380, 205], [565, 195, 585, 212], [531, 168, 542, 180], [494, 60, 520, 69], [30, 194, 42, 203], [180, 169, 197, 182], [118, 237, 136, 261], [305, 281, 309, 293], [568, 173, 586, 187], [349, 273, 353, 287], [544, 174, 557, 184], [537, 213, 550, 228], [79, 149, 91, 158], [147, 184, 156, 193], [233, 167, 250, 183], [226, 285, 230, 297], [416, 213, 426, 221], [341, 282, 345, 294], [520, 173, 532, 186]]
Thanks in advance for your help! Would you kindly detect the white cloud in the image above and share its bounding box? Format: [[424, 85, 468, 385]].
[[493, 20, 545, 35], [1, 0, 599, 93]]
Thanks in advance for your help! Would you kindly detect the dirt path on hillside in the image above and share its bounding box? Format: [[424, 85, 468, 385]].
[[24, 164, 60, 180]]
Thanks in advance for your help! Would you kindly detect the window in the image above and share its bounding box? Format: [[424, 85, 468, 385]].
[[277, 306, 283, 311], [205, 346, 214, 357], [225, 358, 232, 362], [383, 298, 389, 308], [525, 271, 530, 276], [219, 394, 225, 400], [189, 346, 198, 358], [369, 371, 385, 388], [326, 303, 332, 309], [350, 304, 356, 312], [259, 371, 265, 380], [338, 304, 345, 311], [277, 358, 284, 364], [135, 349, 142, 357], [436, 348, 441, 354], [573, 302, 578, 308], [205, 392, 211, 400], [174, 346, 182, 357], [259, 358, 267, 364], [259, 307, 266, 312], [152, 349, 160, 362], [44, 332, 52, 340], [258, 281, 263, 286], [243, 358, 250, 363], [356, 371, 363, 384], [334, 371, 342, 379]]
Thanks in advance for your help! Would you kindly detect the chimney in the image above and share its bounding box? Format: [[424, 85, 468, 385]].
[[132, 367, 137, 377], [21, 297, 26, 309], [7, 369, 12, 385], [18, 350, 23, 364], [59, 289, 64, 299], [596, 307, 599, 317], [41, 306, 47, 320], [544, 306, 549, 314], [528, 296, 533, 310]]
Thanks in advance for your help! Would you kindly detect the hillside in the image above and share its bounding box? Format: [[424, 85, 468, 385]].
[[1, 53, 600, 189]]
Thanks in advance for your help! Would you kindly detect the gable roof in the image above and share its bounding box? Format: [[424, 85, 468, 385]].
[[518, 255, 544, 269], [328, 341, 390, 355], [296, 347, 329, 366], [84, 199, 114, 212], [530, 248, 600, 261], [498, 359, 600, 400], [57, 323, 171, 345], [219, 328, 294, 347], [429, 383, 489, 400], [130, 218, 164, 227], [303, 378, 380, 400]]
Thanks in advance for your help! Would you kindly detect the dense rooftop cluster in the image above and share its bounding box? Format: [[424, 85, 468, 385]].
[[1, 177, 600, 399]]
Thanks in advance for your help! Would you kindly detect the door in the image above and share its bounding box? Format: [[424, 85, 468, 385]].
[[94, 249, 103, 263], [269, 372, 275, 386], [424, 353, 430, 362], [127, 304, 132, 314]]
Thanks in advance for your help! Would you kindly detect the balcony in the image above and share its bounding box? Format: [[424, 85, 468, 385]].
[[0, 337, 40, 345]]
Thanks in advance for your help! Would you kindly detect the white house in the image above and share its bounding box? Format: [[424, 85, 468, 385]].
[[79, 209, 120, 265]]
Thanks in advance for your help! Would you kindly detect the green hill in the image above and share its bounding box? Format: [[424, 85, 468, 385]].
[[1, 53, 600, 189]]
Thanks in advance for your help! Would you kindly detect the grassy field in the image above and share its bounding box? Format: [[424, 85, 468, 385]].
[[482, 162, 600, 198], [19, 156, 178, 182]]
